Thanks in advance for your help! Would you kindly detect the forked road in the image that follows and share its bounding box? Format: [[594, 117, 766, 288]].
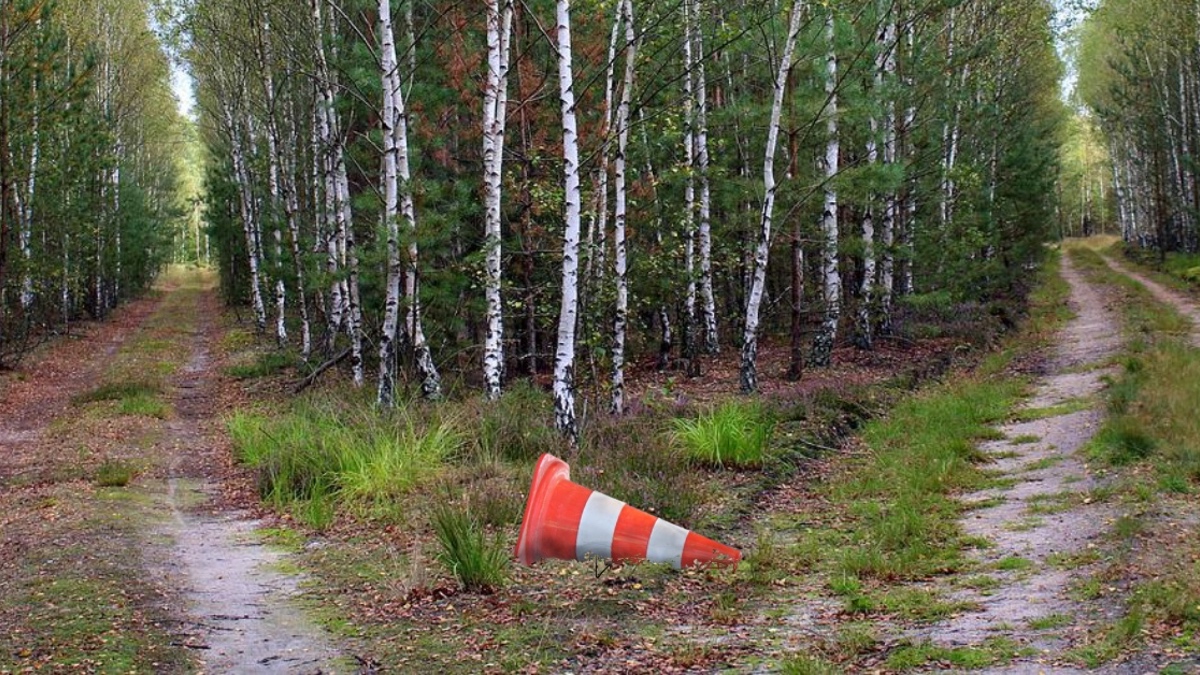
[[911, 250, 1200, 673]]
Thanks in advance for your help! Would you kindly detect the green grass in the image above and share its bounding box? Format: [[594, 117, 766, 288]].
[[995, 556, 1033, 571], [886, 637, 1025, 670], [673, 400, 772, 468], [226, 351, 295, 379], [1010, 396, 1092, 422], [117, 393, 170, 418], [780, 652, 840, 674], [830, 373, 1024, 579], [431, 501, 509, 592], [94, 459, 137, 487], [71, 381, 161, 405], [1028, 613, 1073, 630], [1066, 612, 1144, 667], [227, 402, 461, 526]]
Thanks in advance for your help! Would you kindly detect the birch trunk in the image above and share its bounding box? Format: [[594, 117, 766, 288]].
[[378, 0, 403, 407], [19, 78, 37, 310], [553, 0, 583, 442], [610, 0, 635, 415], [224, 102, 267, 332], [482, 0, 514, 401], [313, 0, 344, 355], [394, 46, 441, 400], [692, 0, 718, 355], [739, 0, 805, 394], [682, 0, 698, 373], [258, 18, 288, 348], [810, 10, 840, 368], [878, 10, 896, 335]]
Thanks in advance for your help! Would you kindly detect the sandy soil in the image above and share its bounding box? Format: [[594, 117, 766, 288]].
[[150, 286, 343, 673], [0, 272, 345, 673]]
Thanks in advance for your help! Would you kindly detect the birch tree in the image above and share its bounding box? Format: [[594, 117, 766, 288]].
[[610, 0, 635, 415], [739, 0, 805, 394], [810, 9, 840, 368], [552, 0, 583, 441], [482, 0, 514, 401]]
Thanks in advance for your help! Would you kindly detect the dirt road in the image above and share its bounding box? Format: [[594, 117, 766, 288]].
[[0, 269, 342, 673], [908, 248, 1200, 673]]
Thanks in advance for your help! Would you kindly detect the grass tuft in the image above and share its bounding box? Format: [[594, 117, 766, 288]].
[[71, 381, 160, 405], [95, 459, 137, 487], [226, 351, 294, 379], [673, 400, 772, 468], [431, 501, 509, 592], [228, 403, 460, 526]]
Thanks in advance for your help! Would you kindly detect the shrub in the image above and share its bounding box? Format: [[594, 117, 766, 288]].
[[226, 351, 295, 380], [673, 400, 772, 468], [95, 459, 136, 487], [118, 393, 170, 418], [581, 415, 710, 528], [474, 381, 560, 463], [431, 502, 508, 592]]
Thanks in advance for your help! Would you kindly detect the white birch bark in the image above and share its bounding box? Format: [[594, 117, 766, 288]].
[[224, 101, 267, 332], [682, 0, 698, 369], [19, 78, 37, 310], [281, 91, 311, 360], [378, 0, 403, 406], [258, 18, 288, 348], [901, 15, 916, 295], [553, 0, 583, 442], [739, 0, 805, 394], [393, 52, 441, 400], [810, 10, 841, 368], [691, 0, 718, 355], [878, 10, 896, 334], [312, 0, 344, 354], [610, 0, 635, 415], [482, 0, 514, 401]]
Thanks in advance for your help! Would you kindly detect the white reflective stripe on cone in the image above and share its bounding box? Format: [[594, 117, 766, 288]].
[[646, 518, 689, 569], [575, 491, 624, 562]]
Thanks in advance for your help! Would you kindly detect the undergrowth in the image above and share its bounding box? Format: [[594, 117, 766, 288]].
[[672, 400, 772, 468]]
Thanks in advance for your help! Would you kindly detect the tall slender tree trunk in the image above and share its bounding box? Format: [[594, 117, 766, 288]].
[[691, 0, 718, 355], [739, 0, 805, 394], [224, 103, 267, 333], [394, 44, 441, 400], [553, 0, 583, 442], [878, 9, 897, 335], [610, 0, 635, 415], [378, 0, 403, 406], [482, 0, 514, 401], [810, 10, 840, 368], [682, 0, 698, 375]]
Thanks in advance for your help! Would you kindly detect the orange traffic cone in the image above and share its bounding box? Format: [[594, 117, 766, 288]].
[[515, 453, 740, 570]]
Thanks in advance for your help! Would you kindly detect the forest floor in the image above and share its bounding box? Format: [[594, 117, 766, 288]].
[[2, 245, 1200, 673]]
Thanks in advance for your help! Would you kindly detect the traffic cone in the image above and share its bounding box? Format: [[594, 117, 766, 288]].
[[515, 453, 740, 570]]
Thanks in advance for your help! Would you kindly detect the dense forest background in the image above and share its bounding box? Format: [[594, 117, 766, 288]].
[[9, 0, 1198, 439], [182, 0, 1068, 438], [0, 0, 185, 366]]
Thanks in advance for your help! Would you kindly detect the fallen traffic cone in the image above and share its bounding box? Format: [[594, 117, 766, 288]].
[[515, 453, 740, 570]]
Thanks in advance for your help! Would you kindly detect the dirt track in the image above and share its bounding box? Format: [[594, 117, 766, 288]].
[[0, 270, 342, 673]]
